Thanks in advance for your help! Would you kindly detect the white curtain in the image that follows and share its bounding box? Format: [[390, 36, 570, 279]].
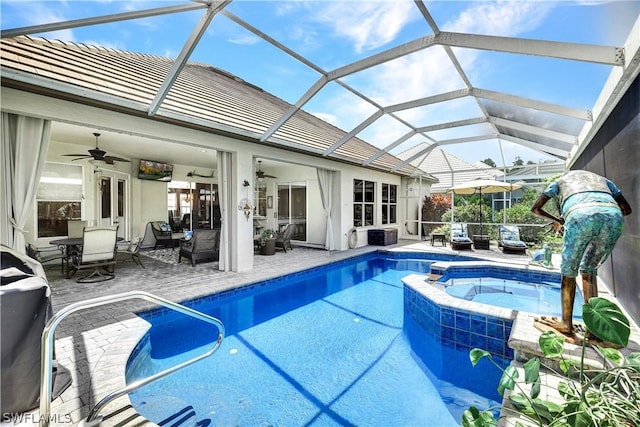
[[316, 168, 335, 250], [217, 151, 233, 271], [1, 113, 51, 252]]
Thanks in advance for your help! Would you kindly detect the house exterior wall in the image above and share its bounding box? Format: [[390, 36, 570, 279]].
[[570, 73, 640, 327], [3, 87, 408, 269]]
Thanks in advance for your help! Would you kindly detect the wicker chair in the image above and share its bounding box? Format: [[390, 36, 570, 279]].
[[178, 229, 220, 266], [150, 221, 175, 249], [276, 224, 294, 252]]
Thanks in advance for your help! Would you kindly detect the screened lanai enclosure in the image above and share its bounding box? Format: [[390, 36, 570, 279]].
[[2, 1, 638, 171]]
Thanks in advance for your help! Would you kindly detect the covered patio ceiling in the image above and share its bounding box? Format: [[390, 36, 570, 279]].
[[2, 1, 640, 173]]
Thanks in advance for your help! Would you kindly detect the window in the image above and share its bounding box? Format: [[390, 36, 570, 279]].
[[168, 181, 219, 230], [382, 183, 397, 225], [353, 179, 374, 227], [36, 163, 83, 238]]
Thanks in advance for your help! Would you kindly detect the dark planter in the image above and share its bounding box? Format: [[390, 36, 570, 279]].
[[260, 238, 276, 255]]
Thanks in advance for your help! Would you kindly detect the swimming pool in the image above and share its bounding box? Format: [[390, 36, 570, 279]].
[[428, 261, 580, 319], [126, 252, 506, 426], [443, 277, 583, 318]]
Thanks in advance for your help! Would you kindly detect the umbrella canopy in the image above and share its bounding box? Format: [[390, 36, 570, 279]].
[[447, 179, 523, 237], [447, 179, 522, 195]]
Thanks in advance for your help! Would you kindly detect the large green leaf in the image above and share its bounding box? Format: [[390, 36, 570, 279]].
[[498, 365, 518, 396], [597, 346, 624, 365], [539, 330, 565, 358], [523, 358, 540, 383], [566, 401, 594, 427], [470, 348, 492, 366], [508, 393, 532, 412], [582, 298, 630, 346]]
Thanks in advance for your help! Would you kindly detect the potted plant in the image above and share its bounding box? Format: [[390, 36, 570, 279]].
[[259, 229, 277, 255], [463, 297, 640, 427]]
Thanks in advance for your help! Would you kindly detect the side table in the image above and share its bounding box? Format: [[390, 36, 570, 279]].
[[430, 233, 446, 246]]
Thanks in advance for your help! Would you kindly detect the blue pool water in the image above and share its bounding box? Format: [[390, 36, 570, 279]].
[[127, 254, 506, 426], [443, 277, 582, 319]]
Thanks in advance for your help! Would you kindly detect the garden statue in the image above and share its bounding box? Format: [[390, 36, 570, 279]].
[[531, 170, 632, 342]]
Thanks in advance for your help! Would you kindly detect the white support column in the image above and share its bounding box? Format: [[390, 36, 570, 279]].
[[233, 151, 254, 272]]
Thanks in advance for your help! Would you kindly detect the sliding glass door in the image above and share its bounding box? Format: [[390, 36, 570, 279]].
[[277, 182, 306, 241]]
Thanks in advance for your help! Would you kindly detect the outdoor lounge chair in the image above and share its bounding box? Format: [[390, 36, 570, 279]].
[[450, 223, 473, 250], [150, 221, 175, 249], [67, 226, 118, 282], [498, 225, 528, 255], [178, 229, 220, 266], [276, 223, 294, 252]]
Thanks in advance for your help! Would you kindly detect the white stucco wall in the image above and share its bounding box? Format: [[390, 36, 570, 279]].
[[4, 87, 413, 268]]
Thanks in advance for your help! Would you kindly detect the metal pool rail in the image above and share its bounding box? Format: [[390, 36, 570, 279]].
[[39, 291, 225, 427]]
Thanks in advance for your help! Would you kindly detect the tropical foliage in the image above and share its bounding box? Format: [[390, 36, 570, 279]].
[[463, 298, 640, 427]]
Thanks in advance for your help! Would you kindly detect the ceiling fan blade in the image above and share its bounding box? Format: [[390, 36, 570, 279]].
[[70, 157, 91, 161], [105, 156, 130, 162], [265, 174, 277, 178], [62, 153, 91, 157]]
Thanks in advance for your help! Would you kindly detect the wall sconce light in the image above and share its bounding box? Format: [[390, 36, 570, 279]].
[[238, 198, 253, 221]]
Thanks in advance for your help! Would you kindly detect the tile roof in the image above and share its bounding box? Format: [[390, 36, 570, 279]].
[[0, 36, 423, 177]]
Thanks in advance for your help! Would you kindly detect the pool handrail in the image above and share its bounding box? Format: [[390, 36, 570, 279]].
[[39, 290, 225, 427]]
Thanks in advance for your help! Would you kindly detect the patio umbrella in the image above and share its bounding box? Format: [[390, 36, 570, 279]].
[[447, 179, 522, 236]]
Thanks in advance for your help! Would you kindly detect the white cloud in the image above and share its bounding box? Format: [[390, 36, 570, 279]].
[[311, 112, 340, 127], [442, 1, 553, 36], [313, 1, 416, 53], [228, 34, 262, 46]]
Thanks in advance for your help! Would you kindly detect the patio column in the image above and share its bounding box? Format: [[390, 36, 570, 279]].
[[234, 151, 254, 272]]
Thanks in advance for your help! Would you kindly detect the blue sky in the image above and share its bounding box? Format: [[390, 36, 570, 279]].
[[2, 1, 639, 167]]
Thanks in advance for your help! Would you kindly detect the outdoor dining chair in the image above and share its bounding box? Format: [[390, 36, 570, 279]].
[[67, 226, 118, 282]]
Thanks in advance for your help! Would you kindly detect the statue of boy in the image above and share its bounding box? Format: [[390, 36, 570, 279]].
[[531, 170, 632, 338]]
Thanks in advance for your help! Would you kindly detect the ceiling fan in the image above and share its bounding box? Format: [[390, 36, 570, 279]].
[[63, 133, 130, 165], [256, 160, 277, 179], [187, 170, 215, 178]]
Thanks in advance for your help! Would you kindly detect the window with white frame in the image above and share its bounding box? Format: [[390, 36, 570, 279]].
[[36, 163, 83, 238], [353, 179, 374, 227], [381, 183, 397, 225]]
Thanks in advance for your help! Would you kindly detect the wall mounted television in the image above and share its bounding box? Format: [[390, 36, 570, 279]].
[[138, 159, 173, 182]]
